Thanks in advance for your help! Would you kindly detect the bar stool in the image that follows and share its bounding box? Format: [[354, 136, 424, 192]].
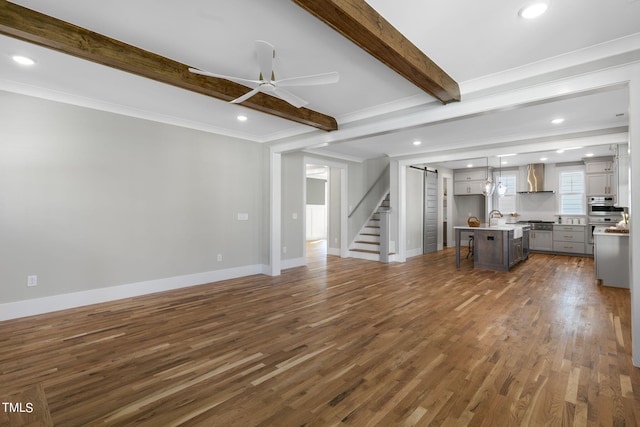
[[466, 235, 474, 259]]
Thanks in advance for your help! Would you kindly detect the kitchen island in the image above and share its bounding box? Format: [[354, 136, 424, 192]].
[[455, 224, 530, 271]]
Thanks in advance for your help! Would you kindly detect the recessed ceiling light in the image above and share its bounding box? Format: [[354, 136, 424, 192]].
[[12, 55, 35, 66], [585, 153, 595, 157], [467, 164, 473, 168], [497, 153, 517, 158], [519, 2, 549, 19], [237, 115, 248, 122], [412, 140, 422, 146], [540, 157, 548, 161], [501, 161, 508, 165], [556, 149, 565, 154], [551, 118, 564, 124]]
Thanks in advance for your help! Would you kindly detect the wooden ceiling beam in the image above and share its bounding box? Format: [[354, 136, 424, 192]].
[[0, 0, 338, 131], [291, 0, 460, 104]]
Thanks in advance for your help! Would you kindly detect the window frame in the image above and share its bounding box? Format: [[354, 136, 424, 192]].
[[557, 165, 586, 215], [493, 170, 518, 214]]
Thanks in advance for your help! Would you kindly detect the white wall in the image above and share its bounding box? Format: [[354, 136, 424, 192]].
[[0, 91, 267, 307], [328, 167, 342, 254], [629, 74, 640, 367], [281, 152, 305, 264], [405, 167, 423, 256]]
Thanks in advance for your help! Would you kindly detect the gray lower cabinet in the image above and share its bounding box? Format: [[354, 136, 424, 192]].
[[594, 231, 629, 288], [529, 230, 553, 251], [552, 225, 586, 254], [475, 229, 508, 271], [474, 229, 527, 271]]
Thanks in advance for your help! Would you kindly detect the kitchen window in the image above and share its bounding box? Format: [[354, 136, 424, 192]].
[[558, 168, 585, 215], [496, 173, 517, 214]]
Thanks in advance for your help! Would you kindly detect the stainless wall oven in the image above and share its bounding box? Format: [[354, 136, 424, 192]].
[[588, 196, 624, 216]]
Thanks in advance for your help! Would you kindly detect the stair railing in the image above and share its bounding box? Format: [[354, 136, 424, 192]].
[[348, 164, 390, 246]]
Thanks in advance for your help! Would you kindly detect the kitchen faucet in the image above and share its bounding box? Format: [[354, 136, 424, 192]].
[[488, 210, 502, 227]]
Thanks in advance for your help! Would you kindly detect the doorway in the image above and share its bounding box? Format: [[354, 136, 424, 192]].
[[305, 164, 328, 260]]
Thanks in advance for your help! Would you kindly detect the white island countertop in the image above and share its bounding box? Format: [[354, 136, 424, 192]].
[[593, 226, 629, 237], [454, 224, 531, 230], [454, 224, 530, 238]]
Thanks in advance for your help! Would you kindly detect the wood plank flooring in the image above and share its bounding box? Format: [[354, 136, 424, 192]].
[[1, 245, 638, 426]]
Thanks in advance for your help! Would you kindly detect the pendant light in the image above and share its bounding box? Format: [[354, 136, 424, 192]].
[[497, 157, 506, 197], [482, 158, 495, 197]]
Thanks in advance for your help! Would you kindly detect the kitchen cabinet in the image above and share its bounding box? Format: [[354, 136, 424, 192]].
[[454, 168, 488, 195], [585, 160, 613, 173], [553, 225, 586, 254], [586, 173, 614, 195], [454, 180, 486, 195], [529, 230, 553, 251], [585, 156, 615, 196]]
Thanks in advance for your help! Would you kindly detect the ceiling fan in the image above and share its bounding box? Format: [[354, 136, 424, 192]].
[[188, 40, 339, 108]]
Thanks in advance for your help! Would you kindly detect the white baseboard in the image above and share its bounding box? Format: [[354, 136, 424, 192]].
[[281, 257, 306, 270], [0, 264, 269, 322], [327, 247, 341, 256], [405, 248, 424, 258]]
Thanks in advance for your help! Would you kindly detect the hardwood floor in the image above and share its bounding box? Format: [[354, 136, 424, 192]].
[[1, 248, 638, 426]]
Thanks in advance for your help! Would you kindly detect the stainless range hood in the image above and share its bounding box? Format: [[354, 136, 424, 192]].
[[518, 163, 554, 193]]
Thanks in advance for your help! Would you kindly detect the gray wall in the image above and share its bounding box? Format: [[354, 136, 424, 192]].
[[454, 195, 486, 228], [0, 91, 266, 304]]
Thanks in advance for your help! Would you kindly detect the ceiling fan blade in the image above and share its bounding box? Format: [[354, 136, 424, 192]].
[[230, 86, 263, 104], [273, 87, 308, 108], [276, 72, 340, 87], [255, 40, 275, 82], [188, 68, 260, 87]]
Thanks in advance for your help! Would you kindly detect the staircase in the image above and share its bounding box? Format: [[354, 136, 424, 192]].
[[349, 194, 394, 262]]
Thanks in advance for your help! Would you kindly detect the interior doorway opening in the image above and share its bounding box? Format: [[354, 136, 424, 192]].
[[305, 164, 329, 260]]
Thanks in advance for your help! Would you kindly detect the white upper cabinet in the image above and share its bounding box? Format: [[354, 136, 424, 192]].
[[454, 168, 487, 182], [586, 173, 614, 195], [584, 156, 615, 196], [454, 168, 488, 195], [585, 160, 614, 174]]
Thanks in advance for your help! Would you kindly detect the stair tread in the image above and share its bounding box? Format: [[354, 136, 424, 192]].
[[355, 241, 380, 245], [350, 249, 396, 255], [360, 233, 380, 237], [350, 249, 380, 254]]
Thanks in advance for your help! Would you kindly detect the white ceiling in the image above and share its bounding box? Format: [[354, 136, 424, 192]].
[[1, 0, 639, 164]]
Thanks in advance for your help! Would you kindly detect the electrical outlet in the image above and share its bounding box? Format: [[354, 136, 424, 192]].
[[27, 275, 37, 287], [292, 212, 298, 220], [217, 254, 223, 262]]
